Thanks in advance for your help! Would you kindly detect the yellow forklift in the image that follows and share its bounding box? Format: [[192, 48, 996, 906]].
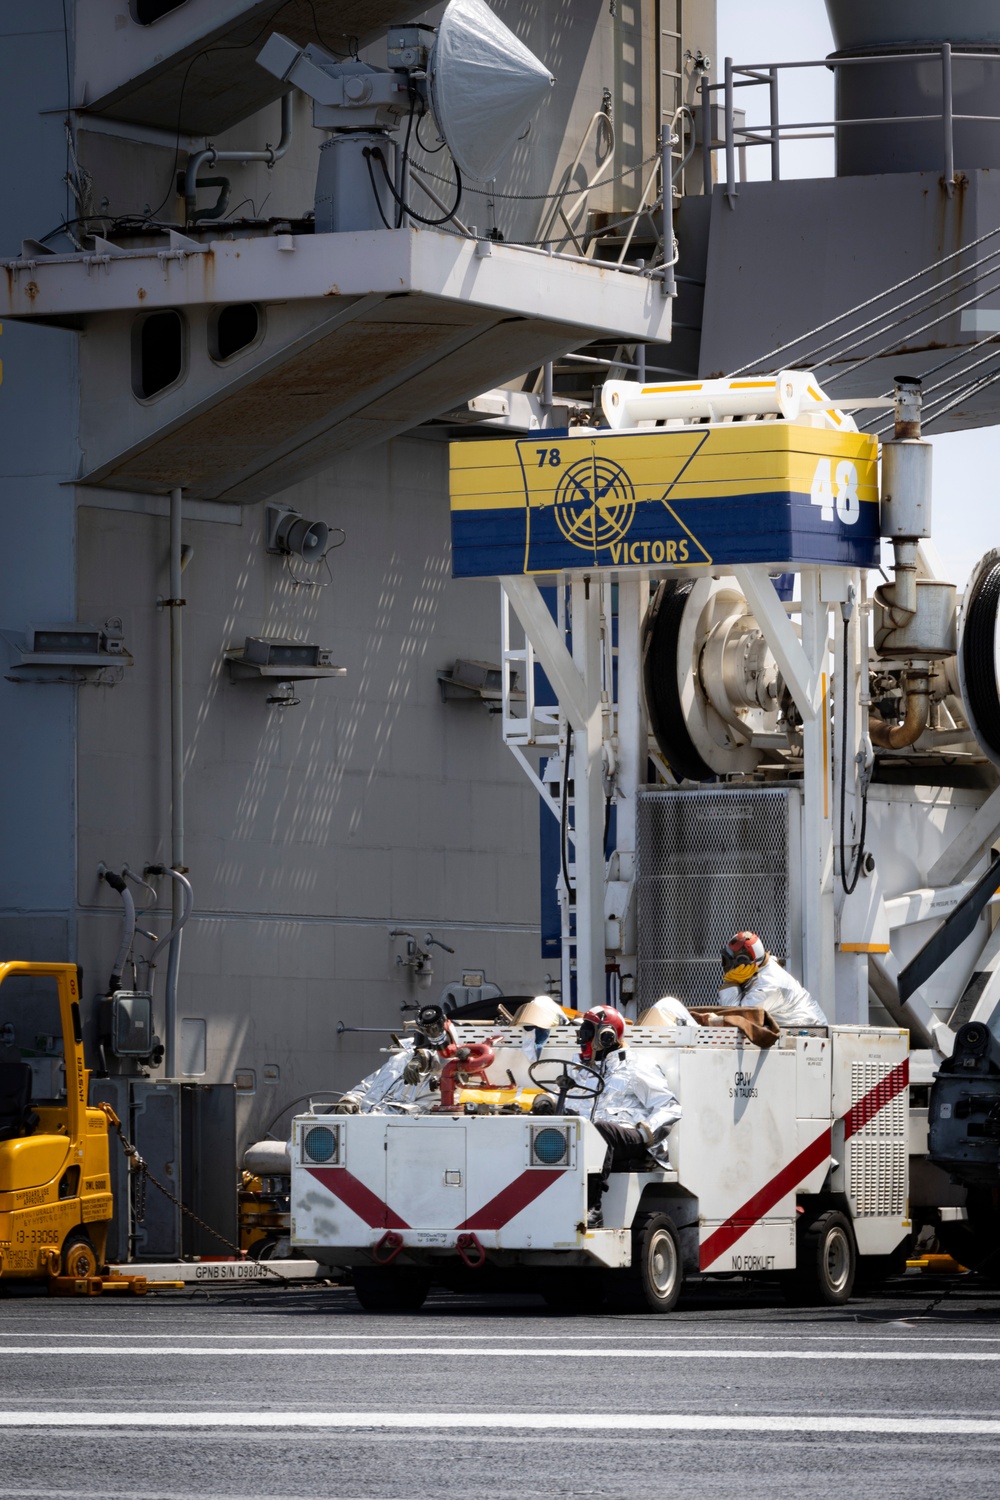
[[0, 961, 114, 1283]]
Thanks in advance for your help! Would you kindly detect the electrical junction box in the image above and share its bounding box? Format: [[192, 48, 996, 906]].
[[387, 25, 435, 69], [13, 620, 131, 671], [243, 637, 329, 668], [225, 636, 346, 681], [449, 424, 879, 578], [98, 991, 156, 1059]]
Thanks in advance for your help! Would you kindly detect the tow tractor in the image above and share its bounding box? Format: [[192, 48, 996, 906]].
[[0, 962, 115, 1287], [290, 1014, 909, 1311]]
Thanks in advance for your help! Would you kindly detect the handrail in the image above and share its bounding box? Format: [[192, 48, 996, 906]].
[[536, 110, 616, 253], [703, 44, 1000, 204]]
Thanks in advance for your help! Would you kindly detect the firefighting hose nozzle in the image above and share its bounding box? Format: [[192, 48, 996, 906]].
[[437, 1041, 496, 1109]]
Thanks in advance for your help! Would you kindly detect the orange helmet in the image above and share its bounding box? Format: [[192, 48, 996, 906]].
[[578, 1006, 626, 1061], [722, 931, 766, 985]]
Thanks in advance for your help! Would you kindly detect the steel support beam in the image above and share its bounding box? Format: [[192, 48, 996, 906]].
[[736, 564, 830, 1010], [500, 577, 591, 731], [949, 914, 1000, 1029], [570, 579, 608, 1011], [733, 564, 821, 720], [927, 780, 1000, 887], [608, 575, 646, 988], [871, 951, 954, 1057], [501, 576, 605, 1009], [800, 570, 834, 1014]]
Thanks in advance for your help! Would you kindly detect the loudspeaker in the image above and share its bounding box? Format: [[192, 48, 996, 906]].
[[265, 503, 330, 560]]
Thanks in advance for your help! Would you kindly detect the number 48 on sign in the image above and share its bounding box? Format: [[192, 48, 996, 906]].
[[811, 458, 860, 525]]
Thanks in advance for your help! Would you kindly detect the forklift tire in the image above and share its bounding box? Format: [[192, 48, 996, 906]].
[[609, 1211, 683, 1313], [351, 1267, 431, 1312], [61, 1233, 99, 1280], [784, 1209, 856, 1306]]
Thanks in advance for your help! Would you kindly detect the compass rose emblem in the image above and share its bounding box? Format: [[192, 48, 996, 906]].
[[552, 455, 636, 553]]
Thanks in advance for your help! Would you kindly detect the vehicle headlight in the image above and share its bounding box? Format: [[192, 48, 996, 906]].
[[303, 1124, 338, 1163], [531, 1125, 569, 1165]]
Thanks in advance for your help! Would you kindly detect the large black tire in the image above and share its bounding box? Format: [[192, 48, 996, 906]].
[[961, 557, 1000, 762], [784, 1209, 856, 1306], [352, 1266, 430, 1312], [608, 1211, 683, 1313], [642, 580, 714, 782], [60, 1232, 99, 1279]]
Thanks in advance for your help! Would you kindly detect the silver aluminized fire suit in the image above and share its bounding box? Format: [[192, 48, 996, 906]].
[[338, 1039, 436, 1113], [725, 954, 828, 1027], [570, 1048, 681, 1165]]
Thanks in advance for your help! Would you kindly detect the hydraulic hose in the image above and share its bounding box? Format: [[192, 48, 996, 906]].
[[560, 752, 575, 899], [145, 867, 194, 970], [102, 870, 136, 993], [839, 621, 868, 897]]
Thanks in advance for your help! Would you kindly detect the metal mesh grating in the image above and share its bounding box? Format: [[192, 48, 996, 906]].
[[847, 1062, 908, 1218], [636, 788, 792, 1011]]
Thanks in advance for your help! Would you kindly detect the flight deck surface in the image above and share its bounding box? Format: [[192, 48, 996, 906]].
[[0, 1273, 996, 1498]]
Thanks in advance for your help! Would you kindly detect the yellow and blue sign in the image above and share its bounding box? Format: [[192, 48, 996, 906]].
[[450, 424, 880, 577]]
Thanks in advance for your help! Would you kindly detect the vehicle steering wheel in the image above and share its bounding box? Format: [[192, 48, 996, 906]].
[[528, 1057, 605, 1113]]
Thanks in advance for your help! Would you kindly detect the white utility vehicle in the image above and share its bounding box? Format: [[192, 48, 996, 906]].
[[290, 1018, 909, 1311]]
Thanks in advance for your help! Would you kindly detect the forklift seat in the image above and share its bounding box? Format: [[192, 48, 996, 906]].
[[0, 1059, 39, 1141]]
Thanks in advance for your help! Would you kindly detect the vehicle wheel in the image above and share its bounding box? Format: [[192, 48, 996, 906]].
[[785, 1210, 856, 1306], [351, 1267, 430, 1312], [248, 1234, 289, 1262], [609, 1211, 683, 1313], [61, 1232, 99, 1280]]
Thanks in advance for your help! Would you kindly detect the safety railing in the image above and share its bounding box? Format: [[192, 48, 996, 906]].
[[701, 45, 1000, 205], [517, 112, 694, 291]]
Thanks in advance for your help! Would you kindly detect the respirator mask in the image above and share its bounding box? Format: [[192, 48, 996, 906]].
[[578, 1018, 618, 1061]]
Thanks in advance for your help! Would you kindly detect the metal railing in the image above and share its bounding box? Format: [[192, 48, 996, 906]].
[[529, 112, 694, 295], [701, 45, 1000, 205]]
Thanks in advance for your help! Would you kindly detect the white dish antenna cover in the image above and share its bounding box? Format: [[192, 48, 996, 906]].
[[429, 0, 554, 181]]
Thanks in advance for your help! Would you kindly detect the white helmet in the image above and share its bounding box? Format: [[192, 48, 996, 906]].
[[514, 994, 566, 1029], [637, 996, 696, 1028]]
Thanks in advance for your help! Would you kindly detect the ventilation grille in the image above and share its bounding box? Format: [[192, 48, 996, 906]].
[[847, 1061, 908, 1218], [636, 788, 792, 1011]]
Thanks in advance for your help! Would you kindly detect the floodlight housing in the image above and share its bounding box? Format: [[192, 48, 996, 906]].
[[428, 0, 554, 181]]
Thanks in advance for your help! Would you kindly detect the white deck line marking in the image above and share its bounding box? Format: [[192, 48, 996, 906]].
[[0, 1411, 998, 1435], [2, 1346, 999, 1361], [6, 1331, 999, 1344]]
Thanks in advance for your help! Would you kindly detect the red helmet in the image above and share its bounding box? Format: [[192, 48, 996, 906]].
[[722, 931, 766, 985], [578, 1006, 626, 1061]]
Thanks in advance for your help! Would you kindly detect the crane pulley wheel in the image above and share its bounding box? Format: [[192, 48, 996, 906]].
[[642, 579, 715, 781], [642, 577, 767, 781], [959, 550, 1000, 769]]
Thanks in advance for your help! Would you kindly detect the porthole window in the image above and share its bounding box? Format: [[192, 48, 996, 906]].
[[131, 309, 185, 400], [129, 0, 189, 22], [208, 303, 262, 363]]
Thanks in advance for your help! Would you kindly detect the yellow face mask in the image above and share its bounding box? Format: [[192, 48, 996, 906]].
[[723, 961, 758, 985]]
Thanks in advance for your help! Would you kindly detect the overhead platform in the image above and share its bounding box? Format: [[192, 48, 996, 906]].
[[77, 0, 428, 135], [1, 227, 670, 503]]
